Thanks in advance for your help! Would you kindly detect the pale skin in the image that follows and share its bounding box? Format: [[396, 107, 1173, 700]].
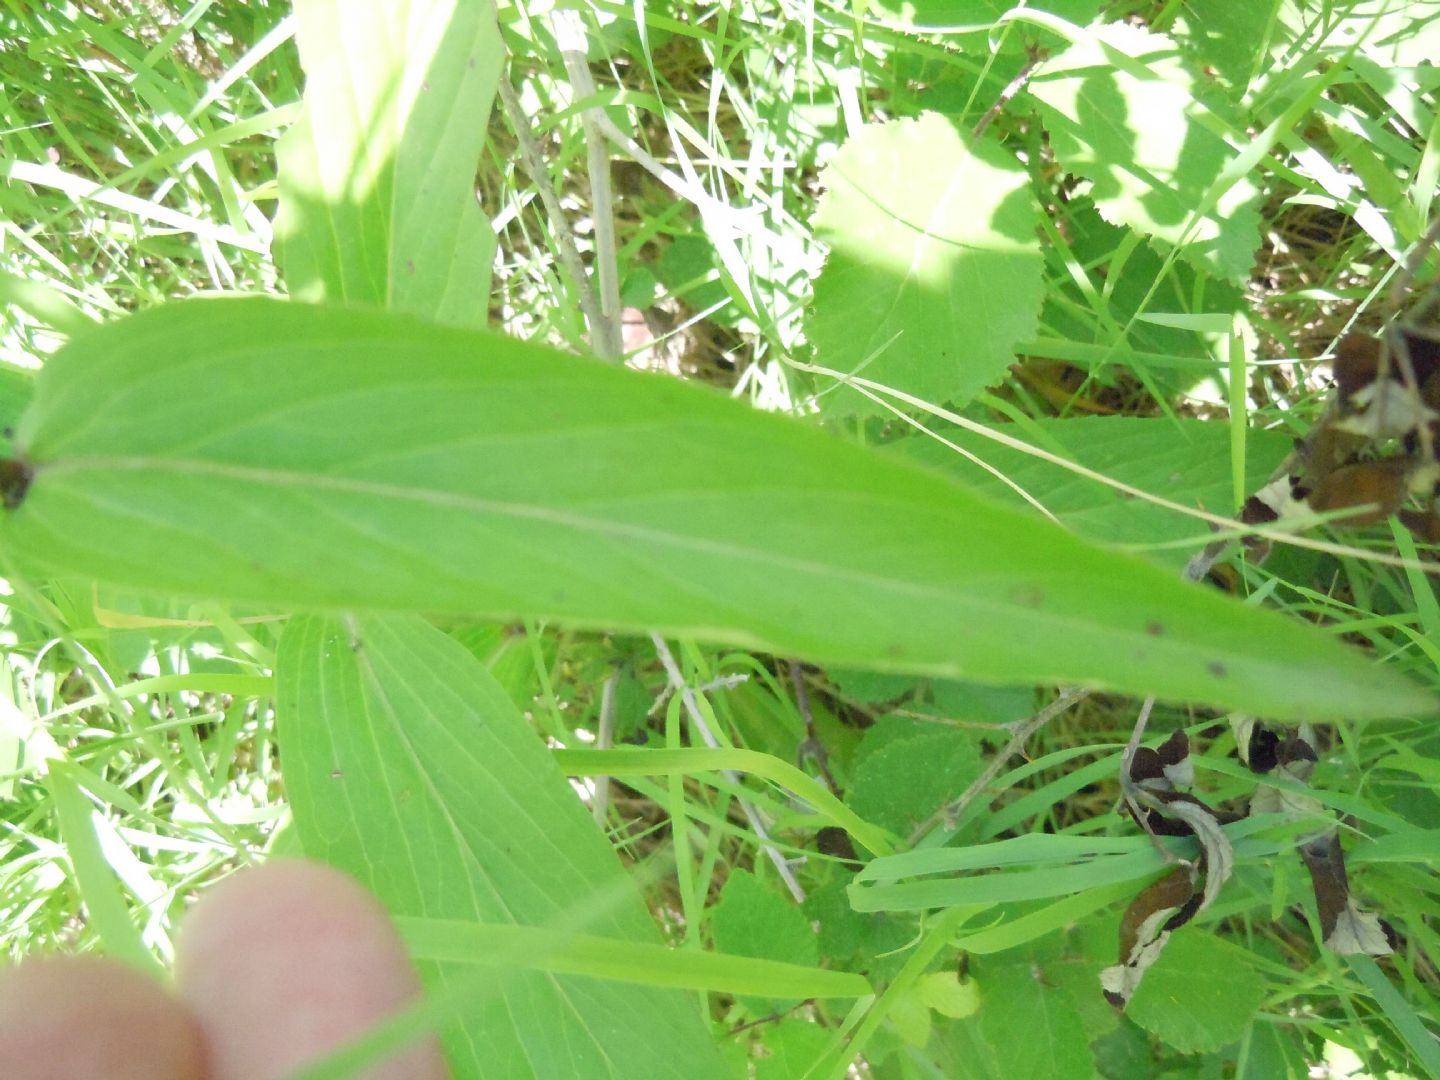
[[0, 859, 449, 1080]]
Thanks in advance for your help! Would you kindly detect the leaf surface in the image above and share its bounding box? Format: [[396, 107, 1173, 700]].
[[1125, 929, 1265, 1053], [709, 871, 818, 1012], [3, 297, 1432, 722], [275, 0, 500, 327], [1039, 199, 1243, 397], [900, 416, 1290, 564], [978, 956, 1098, 1079], [1029, 25, 1261, 282], [757, 1020, 834, 1080], [275, 613, 731, 1080], [846, 725, 980, 836], [808, 114, 1044, 416]]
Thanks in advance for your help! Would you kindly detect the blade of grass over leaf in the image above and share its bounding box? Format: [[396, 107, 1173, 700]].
[[275, 613, 732, 1080], [1348, 954, 1440, 1080], [850, 818, 1305, 913], [3, 297, 1432, 722], [396, 917, 871, 999]]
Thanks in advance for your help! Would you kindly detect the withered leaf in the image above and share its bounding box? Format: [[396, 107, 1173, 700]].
[[1106, 730, 1233, 1006], [1239, 720, 1395, 959]]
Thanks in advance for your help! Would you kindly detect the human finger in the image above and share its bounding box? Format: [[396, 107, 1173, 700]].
[[175, 859, 447, 1080], [0, 954, 204, 1080]]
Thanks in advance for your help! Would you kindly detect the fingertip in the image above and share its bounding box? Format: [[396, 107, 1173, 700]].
[[0, 954, 204, 1080], [176, 859, 447, 1080]]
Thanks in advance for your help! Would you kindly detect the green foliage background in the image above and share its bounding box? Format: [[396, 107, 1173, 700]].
[[1, 1, 1438, 1078]]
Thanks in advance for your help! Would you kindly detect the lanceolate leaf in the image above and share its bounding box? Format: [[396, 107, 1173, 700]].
[[807, 114, 1044, 416], [275, 0, 501, 327], [276, 614, 731, 1080], [2, 297, 1432, 722]]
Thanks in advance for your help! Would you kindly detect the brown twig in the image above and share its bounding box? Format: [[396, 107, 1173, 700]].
[[971, 45, 1043, 141]]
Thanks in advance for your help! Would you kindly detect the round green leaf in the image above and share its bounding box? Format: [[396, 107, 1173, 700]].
[[847, 729, 980, 837], [1127, 929, 1266, 1053], [710, 871, 818, 1012], [1029, 25, 1262, 283], [808, 113, 1043, 416]]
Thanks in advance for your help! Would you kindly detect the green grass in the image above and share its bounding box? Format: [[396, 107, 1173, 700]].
[[2, 1, 1439, 1078]]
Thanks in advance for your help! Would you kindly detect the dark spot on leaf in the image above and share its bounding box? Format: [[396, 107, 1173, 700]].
[[0, 457, 33, 509], [330, 769, 344, 780], [885, 644, 903, 658], [1145, 621, 1164, 636], [1207, 661, 1227, 677], [405, 258, 416, 275], [1011, 585, 1045, 608]]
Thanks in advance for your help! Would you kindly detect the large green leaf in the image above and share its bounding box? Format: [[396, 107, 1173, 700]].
[[1171, 0, 1284, 90], [275, 0, 500, 327], [276, 614, 732, 1080], [1, 296, 1431, 722], [1029, 25, 1261, 282], [0, 363, 33, 458], [807, 114, 1044, 416]]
